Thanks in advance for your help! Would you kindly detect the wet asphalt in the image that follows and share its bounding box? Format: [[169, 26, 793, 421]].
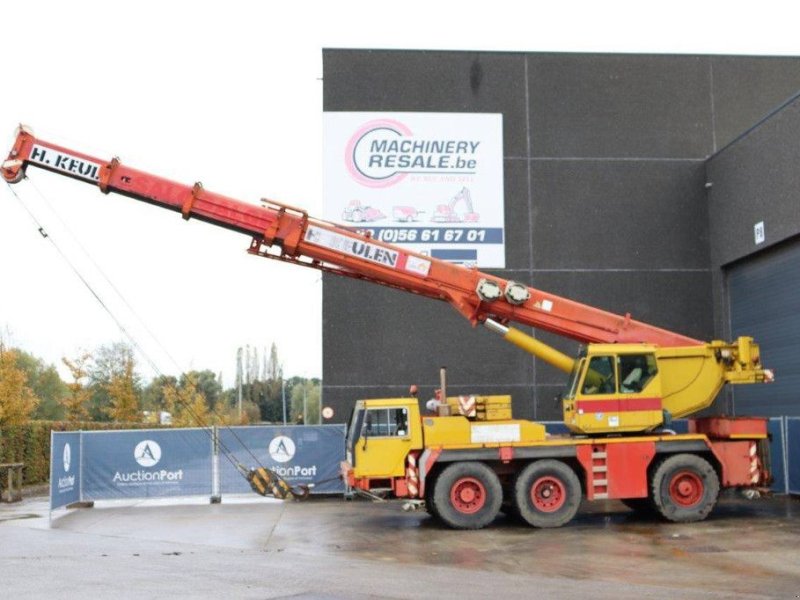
[[0, 493, 798, 599]]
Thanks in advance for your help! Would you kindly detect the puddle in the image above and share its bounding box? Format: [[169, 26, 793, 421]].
[[0, 513, 41, 522]]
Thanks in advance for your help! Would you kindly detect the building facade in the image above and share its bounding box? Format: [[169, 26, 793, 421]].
[[321, 50, 800, 423]]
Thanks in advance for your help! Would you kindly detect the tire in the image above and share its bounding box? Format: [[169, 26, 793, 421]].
[[651, 454, 720, 523], [514, 460, 581, 528], [424, 474, 441, 520], [432, 462, 502, 530]]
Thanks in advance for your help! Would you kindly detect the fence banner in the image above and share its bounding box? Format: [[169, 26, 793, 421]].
[[50, 432, 81, 510], [81, 429, 213, 500], [219, 425, 346, 495]]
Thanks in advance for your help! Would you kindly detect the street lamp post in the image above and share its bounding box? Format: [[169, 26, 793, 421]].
[[281, 379, 287, 425]]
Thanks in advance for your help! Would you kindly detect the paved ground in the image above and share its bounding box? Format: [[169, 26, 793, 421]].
[[0, 493, 798, 599]]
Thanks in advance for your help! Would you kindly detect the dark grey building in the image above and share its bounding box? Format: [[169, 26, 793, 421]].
[[322, 50, 800, 423]]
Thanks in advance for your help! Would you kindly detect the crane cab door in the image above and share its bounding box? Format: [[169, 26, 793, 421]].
[[565, 353, 664, 434], [353, 405, 418, 479]]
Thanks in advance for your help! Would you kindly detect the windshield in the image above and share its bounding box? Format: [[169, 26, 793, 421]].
[[564, 358, 584, 399]]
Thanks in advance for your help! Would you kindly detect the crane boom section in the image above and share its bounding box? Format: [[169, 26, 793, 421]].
[[3, 130, 701, 347]]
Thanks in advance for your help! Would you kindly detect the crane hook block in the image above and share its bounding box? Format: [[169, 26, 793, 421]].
[[247, 466, 296, 499]]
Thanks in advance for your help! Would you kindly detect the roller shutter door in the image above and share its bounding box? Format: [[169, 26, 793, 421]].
[[727, 239, 800, 417]]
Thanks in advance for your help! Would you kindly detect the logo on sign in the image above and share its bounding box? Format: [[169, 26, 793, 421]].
[[345, 119, 481, 188], [58, 441, 75, 492], [268, 436, 296, 463], [134, 440, 162, 467]]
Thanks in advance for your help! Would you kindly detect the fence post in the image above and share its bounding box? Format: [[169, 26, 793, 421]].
[[210, 426, 221, 504]]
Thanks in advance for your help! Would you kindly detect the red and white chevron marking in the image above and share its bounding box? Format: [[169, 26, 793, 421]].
[[749, 442, 760, 484], [458, 395, 477, 417], [406, 454, 419, 497]]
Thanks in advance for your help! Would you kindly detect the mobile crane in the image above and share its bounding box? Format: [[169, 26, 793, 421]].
[[2, 127, 774, 529]]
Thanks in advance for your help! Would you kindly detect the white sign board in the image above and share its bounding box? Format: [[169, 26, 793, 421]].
[[324, 112, 505, 268], [470, 424, 521, 444]]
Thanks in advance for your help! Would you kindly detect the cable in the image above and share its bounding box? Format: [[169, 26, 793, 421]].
[[4, 179, 314, 494], [26, 177, 186, 374]]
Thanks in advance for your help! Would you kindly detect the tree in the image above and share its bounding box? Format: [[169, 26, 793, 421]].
[[15, 349, 67, 421], [261, 342, 284, 421], [105, 352, 140, 423], [88, 342, 141, 421], [61, 353, 92, 422], [180, 370, 222, 410], [290, 378, 320, 424], [163, 375, 209, 428], [0, 344, 39, 426], [141, 374, 178, 414]]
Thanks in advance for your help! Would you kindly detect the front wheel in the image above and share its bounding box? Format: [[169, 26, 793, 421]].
[[651, 454, 720, 523], [432, 462, 502, 529], [513, 460, 581, 528]]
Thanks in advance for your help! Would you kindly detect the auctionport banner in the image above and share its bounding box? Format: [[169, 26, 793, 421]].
[[324, 112, 505, 268], [50, 432, 81, 510], [81, 429, 213, 500], [218, 425, 346, 494]]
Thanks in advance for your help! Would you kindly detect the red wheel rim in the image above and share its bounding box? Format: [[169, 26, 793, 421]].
[[668, 470, 704, 507], [450, 477, 486, 514], [531, 476, 566, 512]]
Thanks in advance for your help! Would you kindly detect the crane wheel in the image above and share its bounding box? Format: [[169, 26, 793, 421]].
[[424, 473, 441, 519], [513, 460, 581, 528], [650, 454, 720, 523], [432, 462, 501, 530]]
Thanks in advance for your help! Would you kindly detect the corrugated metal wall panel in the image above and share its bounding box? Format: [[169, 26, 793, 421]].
[[728, 239, 800, 417]]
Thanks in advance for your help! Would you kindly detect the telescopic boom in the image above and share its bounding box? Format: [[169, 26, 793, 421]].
[[2, 127, 701, 349]]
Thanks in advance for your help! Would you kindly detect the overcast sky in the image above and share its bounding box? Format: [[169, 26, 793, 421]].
[[1, 1, 798, 384]]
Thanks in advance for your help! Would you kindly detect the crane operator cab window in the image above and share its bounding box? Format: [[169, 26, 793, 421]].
[[582, 356, 616, 395], [619, 354, 658, 393], [363, 407, 409, 437]]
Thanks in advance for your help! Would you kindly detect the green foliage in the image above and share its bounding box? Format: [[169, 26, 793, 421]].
[[180, 370, 222, 410], [0, 420, 158, 486], [87, 342, 141, 421], [14, 349, 67, 421], [141, 374, 177, 413], [290, 378, 321, 424]]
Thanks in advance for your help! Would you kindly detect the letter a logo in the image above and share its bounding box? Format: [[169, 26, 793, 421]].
[[268, 436, 296, 463], [134, 440, 162, 467]]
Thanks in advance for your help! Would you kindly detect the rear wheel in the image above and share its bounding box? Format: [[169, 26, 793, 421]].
[[651, 454, 719, 523], [514, 460, 581, 528], [432, 462, 502, 529]]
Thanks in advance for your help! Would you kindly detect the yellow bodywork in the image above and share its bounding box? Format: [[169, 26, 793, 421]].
[[352, 398, 423, 479], [563, 339, 771, 434], [422, 415, 546, 448], [489, 323, 770, 435], [351, 397, 546, 481]]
